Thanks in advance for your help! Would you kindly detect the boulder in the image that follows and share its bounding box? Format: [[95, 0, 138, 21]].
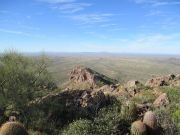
[[124, 80, 141, 96], [153, 93, 169, 108], [126, 80, 140, 88]]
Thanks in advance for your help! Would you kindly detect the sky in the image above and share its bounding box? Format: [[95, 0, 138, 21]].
[[0, 0, 180, 54]]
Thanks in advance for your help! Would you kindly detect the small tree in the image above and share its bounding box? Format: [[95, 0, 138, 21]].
[[0, 51, 56, 119]]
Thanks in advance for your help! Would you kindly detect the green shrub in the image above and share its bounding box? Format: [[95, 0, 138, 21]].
[[92, 101, 123, 135], [63, 100, 123, 135], [155, 108, 178, 135], [132, 90, 156, 104], [0, 51, 57, 131], [0, 52, 55, 108], [172, 109, 180, 128], [62, 119, 93, 135], [159, 86, 180, 129], [120, 102, 138, 123]]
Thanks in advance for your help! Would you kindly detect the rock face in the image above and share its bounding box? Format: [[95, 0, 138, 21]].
[[153, 93, 169, 108], [68, 66, 117, 88], [28, 89, 106, 126], [145, 74, 176, 87]]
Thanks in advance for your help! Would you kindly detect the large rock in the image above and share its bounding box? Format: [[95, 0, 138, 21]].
[[153, 93, 169, 108], [126, 80, 140, 88], [125, 80, 142, 96]]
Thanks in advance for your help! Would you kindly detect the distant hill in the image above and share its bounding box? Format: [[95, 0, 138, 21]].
[[47, 54, 180, 87]]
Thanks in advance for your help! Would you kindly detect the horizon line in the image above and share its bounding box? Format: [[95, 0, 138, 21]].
[[0, 51, 179, 56]]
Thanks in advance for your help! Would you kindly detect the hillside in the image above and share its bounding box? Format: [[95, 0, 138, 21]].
[[0, 53, 179, 135], [47, 54, 180, 87]]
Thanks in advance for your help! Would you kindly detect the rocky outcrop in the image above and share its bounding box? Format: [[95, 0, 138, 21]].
[[145, 74, 176, 87], [28, 89, 106, 126], [124, 80, 142, 96], [126, 80, 140, 88], [70, 66, 95, 84], [153, 93, 169, 108], [145, 77, 167, 87], [136, 103, 152, 117], [68, 66, 117, 89]]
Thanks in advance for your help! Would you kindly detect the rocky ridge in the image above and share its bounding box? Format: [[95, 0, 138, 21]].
[[2, 66, 179, 135]]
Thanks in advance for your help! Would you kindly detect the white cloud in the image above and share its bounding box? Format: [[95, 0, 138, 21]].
[[132, 0, 180, 6], [0, 28, 27, 35], [82, 33, 180, 54], [145, 10, 164, 16], [120, 33, 180, 53], [37, 0, 75, 4], [53, 3, 92, 13], [152, 1, 180, 6], [100, 23, 117, 27], [67, 13, 114, 24], [38, 0, 92, 13], [0, 28, 44, 38]]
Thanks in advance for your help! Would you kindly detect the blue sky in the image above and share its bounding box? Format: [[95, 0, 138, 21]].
[[0, 0, 180, 54]]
